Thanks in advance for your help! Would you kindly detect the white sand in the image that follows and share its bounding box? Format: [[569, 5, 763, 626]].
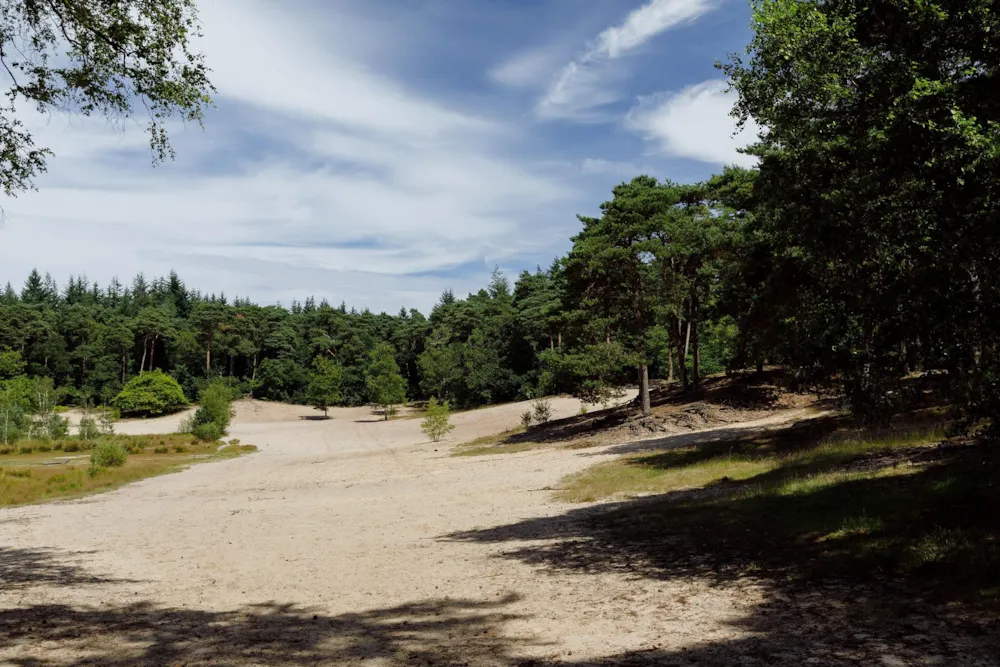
[[0, 395, 779, 665]]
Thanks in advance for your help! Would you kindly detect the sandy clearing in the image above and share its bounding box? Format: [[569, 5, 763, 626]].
[[2, 398, 980, 665]]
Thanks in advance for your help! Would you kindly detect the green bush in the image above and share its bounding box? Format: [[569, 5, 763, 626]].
[[153, 446, 169, 454], [62, 442, 81, 453], [113, 371, 188, 417], [420, 397, 455, 442], [44, 413, 70, 440], [17, 445, 34, 454], [91, 440, 128, 468], [78, 416, 101, 441], [192, 421, 224, 442], [189, 379, 234, 442], [531, 397, 553, 424]]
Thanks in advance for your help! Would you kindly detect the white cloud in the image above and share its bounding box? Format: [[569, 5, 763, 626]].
[[626, 79, 759, 167], [579, 158, 656, 177], [0, 0, 582, 314], [490, 44, 567, 89], [536, 0, 716, 120]]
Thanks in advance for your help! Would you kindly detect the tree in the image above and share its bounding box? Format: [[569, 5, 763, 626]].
[[420, 397, 455, 442], [306, 356, 343, 418], [723, 0, 1000, 424], [191, 302, 230, 374], [0, 0, 214, 195], [113, 370, 187, 417], [367, 342, 406, 420], [564, 176, 677, 415]]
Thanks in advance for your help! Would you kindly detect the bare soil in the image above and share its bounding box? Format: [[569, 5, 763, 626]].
[[1, 394, 996, 665]]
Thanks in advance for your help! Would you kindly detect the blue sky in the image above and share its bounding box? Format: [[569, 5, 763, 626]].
[[0, 0, 758, 314]]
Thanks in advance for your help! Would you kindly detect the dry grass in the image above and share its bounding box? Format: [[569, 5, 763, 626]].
[[0, 434, 256, 507], [452, 428, 530, 456]]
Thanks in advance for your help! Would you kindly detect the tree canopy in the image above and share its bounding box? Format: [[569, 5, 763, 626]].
[[0, 0, 214, 194]]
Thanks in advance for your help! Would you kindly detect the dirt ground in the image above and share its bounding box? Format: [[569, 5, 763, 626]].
[[1, 397, 995, 665]]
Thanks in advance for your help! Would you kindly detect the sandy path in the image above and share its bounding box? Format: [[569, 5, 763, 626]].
[[2, 399, 953, 665]]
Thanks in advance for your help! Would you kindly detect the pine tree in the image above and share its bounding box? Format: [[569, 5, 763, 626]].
[[367, 342, 407, 420]]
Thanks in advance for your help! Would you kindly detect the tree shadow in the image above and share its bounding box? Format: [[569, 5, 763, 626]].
[[0, 547, 135, 589], [590, 412, 843, 458], [502, 371, 808, 448], [0, 594, 542, 666], [445, 441, 1000, 665], [298, 415, 331, 421]]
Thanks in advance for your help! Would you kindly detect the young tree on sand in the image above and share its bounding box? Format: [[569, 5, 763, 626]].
[[367, 342, 406, 420], [306, 357, 343, 418], [420, 397, 455, 442]]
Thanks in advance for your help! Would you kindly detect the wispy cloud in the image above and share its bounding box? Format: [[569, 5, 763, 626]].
[[625, 79, 759, 167], [0, 0, 581, 313], [536, 0, 717, 120]]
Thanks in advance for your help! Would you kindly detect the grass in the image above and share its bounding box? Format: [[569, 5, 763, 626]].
[[557, 417, 946, 502], [0, 434, 256, 507], [547, 412, 1000, 600], [452, 428, 530, 456]]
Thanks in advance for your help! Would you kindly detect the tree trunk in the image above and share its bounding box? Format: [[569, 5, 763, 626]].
[[558, 332, 562, 350], [684, 319, 692, 358], [677, 317, 689, 392], [692, 290, 701, 393], [639, 364, 651, 416], [692, 318, 701, 393], [549, 334, 554, 350], [205, 338, 212, 374], [150, 336, 157, 372], [756, 359, 764, 375], [667, 347, 674, 383], [121, 348, 127, 383], [139, 339, 148, 376]]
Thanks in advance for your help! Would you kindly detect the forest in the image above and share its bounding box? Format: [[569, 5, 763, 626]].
[[3, 0, 1000, 443]]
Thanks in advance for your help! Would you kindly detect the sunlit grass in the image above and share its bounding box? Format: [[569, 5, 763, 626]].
[[0, 435, 256, 507], [557, 419, 945, 503], [452, 428, 528, 456]]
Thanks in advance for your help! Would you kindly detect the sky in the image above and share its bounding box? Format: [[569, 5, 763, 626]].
[[0, 0, 758, 315]]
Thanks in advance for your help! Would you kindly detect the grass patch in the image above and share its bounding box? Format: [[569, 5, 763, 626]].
[[544, 413, 1000, 599], [558, 417, 945, 503], [0, 434, 256, 507], [557, 454, 777, 502], [452, 428, 529, 456]]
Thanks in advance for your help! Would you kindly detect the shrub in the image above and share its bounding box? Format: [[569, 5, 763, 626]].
[[0, 446, 11, 455], [36, 444, 51, 452], [91, 441, 128, 468], [192, 421, 224, 442], [44, 413, 70, 440], [78, 416, 101, 441], [531, 397, 553, 424], [189, 379, 234, 441], [579, 404, 589, 416], [17, 445, 34, 454], [420, 397, 456, 442], [173, 445, 187, 453], [521, 410, 534, 429], [153, 446, 169, 454], [113, 371, 188, 417], [62, 442, 81, 453]]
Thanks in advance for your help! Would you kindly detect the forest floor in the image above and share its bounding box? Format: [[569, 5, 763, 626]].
[[0, 382, 998, 665]]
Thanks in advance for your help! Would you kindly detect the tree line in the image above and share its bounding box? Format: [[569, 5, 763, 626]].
[[4, 0, 998, 432]]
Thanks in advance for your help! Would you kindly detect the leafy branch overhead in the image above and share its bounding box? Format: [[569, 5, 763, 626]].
[[0, 0, 215, 195]]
